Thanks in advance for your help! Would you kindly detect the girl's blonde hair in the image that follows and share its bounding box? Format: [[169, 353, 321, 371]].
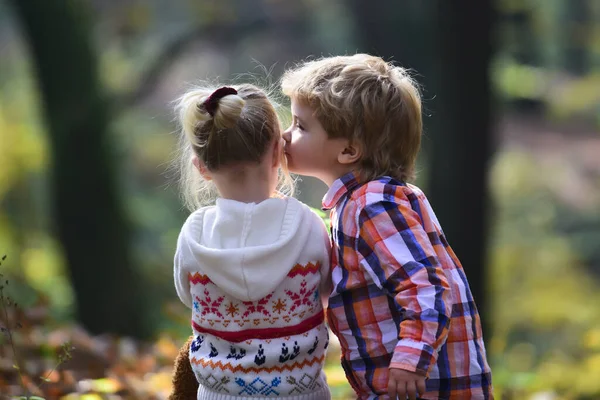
[[281, 54, 422, 182], [174, 83, 293, 210]]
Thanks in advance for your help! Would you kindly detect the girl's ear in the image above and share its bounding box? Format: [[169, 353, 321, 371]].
[[192, 155, 212, 181], [272, 138, 283, 168]]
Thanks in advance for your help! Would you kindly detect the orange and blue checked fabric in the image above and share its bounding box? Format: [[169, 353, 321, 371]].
[[323, 172, 493, 400]]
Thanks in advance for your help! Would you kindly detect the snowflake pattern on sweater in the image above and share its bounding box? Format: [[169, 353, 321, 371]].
[[188, 262, 328, 397], [174, 197, 332, 399]]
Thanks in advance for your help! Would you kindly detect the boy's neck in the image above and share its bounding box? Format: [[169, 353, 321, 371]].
[[323, 167, 360, 187]]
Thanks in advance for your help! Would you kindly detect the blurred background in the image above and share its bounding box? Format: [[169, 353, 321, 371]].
[[0, 0, 599, 399]]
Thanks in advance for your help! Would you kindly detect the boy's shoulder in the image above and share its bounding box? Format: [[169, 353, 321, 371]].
[[347, 176, 427, 208]]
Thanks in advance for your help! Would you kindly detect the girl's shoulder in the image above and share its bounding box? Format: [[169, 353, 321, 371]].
[[281, 196, 326, 224], [178, 205, 215, 239]]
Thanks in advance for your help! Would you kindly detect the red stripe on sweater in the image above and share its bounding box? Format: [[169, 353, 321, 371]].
[[189, 262, 320, 285], [287, 262, 321, 278], [188, 272, 212, 285], [192, 309, 324, 342]]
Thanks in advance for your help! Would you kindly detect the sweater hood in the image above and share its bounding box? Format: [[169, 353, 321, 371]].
[[178, 197, 314, 301]]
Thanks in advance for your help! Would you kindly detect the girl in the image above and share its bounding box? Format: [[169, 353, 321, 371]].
[[172, 84, 331, 400]]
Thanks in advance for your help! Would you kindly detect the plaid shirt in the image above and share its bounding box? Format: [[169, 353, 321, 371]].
[[323, 172, 493, 400]]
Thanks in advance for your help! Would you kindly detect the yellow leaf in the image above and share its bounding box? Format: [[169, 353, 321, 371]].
[[79, 395, 104, 400], [154, 336, 180, 359], [584, 328, 600, 351], [78, 377, 122, 394]]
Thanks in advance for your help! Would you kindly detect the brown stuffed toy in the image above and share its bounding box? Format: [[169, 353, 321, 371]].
[[169, 336, 199, 400]]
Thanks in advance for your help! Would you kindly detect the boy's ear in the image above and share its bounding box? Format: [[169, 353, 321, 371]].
[[192, 155, 212, 181], [338, 142, 362, 165]]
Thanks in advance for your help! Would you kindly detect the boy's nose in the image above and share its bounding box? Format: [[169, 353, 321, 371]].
[[282, 129, 291, 143]]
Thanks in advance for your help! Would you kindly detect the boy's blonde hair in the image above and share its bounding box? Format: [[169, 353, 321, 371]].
[[281, 54, 422, 182], [174, 83, 293, 210]]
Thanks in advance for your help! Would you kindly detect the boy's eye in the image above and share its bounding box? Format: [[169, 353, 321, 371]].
[[296, 122, 304, 131]]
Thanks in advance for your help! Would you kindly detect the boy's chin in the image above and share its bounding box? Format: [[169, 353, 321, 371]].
[[289, 168, 315, 178], [293, 171, 329, 185], [286, 164, 327, 182], [285, 164, 304, 176]]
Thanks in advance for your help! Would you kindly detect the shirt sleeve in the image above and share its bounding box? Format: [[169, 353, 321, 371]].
[[174, 232, 193, 309], [356, 192, 451, 376], [314, 211, 333, 297]]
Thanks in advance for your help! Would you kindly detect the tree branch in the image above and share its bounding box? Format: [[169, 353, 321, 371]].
[[116, 18, 269, 110]]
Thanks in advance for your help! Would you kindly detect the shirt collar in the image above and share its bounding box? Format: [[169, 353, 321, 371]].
[[322, 171, 362, 211]]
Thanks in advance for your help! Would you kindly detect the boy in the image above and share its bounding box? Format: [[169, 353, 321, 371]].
[[281, 54, 493, 399]]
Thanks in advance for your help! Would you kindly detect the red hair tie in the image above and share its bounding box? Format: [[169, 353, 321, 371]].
[[203, 87, 238, 116]]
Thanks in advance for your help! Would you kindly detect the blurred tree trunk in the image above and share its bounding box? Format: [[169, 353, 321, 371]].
[[562, 0, 590, 76], [348, 0, 494, 336], [502, 5, 544, 113], [10, 0, 148, 337], [346, 1, 436, 97], [426, 2, 494, 336]]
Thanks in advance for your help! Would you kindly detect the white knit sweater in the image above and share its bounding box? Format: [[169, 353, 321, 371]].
[[174, 197, 332, 400]]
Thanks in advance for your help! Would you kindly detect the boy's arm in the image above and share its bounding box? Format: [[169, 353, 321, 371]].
[[357, 197, 451, 376]]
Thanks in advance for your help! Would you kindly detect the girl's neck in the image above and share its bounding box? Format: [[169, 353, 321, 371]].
[[213, 167, 273, 204]]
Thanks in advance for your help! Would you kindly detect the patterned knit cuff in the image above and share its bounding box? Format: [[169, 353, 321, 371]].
[[389, 339, 437, 377]]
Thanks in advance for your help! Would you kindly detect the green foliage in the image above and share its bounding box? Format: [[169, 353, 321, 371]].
[[0, 0, 599, 397], [310, 206, 331, 227], [1, 255, 73, 398], [494, 0, 600, 124], [488, 150, 600, 399]]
